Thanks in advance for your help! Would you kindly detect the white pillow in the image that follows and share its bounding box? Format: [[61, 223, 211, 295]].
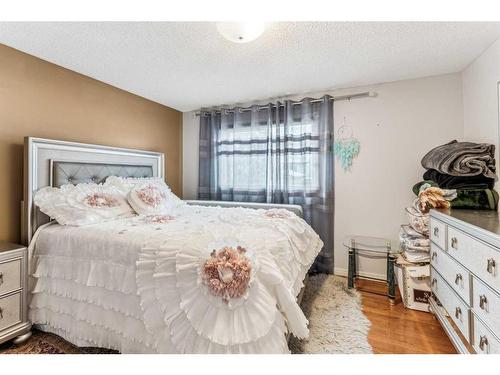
[[127, 180, 184, 215], [34, 183, 134, 226]]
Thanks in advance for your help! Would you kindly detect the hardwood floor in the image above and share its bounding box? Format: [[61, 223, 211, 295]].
[[357, 279, 456, 354]]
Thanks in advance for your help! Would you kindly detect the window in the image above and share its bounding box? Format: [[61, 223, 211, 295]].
[[216, 119, 320, 193]]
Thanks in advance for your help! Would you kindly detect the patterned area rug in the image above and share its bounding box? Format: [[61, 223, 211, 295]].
[[0, 330, 117, 354], [0, 275, 370, 354]]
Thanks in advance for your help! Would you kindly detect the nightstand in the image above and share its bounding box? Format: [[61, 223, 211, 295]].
[[0, 242, 31, 345]]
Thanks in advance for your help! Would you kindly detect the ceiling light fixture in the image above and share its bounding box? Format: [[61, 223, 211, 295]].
[[216, 22, 267, 44]]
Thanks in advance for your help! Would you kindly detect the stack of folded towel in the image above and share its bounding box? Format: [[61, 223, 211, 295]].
[[416, 140, 498, 210], [399, 223, 430, 263], [397, 199, 433, 311], [400, 186, 443, 263]]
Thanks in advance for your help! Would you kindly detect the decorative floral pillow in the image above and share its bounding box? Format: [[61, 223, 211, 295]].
[[34, 183, 134, 226], [105, 176, 185, 215], [127, 180, 184, 215]]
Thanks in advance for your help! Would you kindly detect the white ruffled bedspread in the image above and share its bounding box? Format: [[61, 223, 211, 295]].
[[29, 204, 323, 353]]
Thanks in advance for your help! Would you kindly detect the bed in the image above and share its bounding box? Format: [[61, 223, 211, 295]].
[[23, 137, 322, 353]]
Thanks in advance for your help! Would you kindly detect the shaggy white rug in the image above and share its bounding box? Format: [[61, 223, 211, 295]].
[[289, 274, 373, 354]]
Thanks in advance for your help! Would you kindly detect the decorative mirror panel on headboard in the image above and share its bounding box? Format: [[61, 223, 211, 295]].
[[51, 161, 154, 188]]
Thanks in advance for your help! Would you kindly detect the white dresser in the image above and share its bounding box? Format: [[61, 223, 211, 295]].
[[429, 209, 500, 354]]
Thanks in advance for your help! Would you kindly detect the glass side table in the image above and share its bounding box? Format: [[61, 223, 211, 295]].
[[343, 235, 400, 304]]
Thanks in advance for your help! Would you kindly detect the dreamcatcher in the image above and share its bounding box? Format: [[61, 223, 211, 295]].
[[334, 116, 360, 172]]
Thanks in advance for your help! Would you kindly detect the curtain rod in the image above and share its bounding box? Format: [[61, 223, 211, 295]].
[[195, 91, 376, 116]]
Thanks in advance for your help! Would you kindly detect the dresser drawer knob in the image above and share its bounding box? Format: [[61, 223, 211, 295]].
[[479, 335, 489, 351], [431, 278, 437, 287], [454, 273, 462, 285], [455, 306, 462, 319], [451, 237, 458, 249], [431, 252, 437, 260], [479, 295, 488, 310], [487, 258, 496, 274], [433, 227, 439, 237], [0, 307, 3, 319], [0, 272, 3, 286]]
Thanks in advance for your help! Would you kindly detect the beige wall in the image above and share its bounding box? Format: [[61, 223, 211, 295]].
[[0, 44, 183, 244], [182, 73, 464, 278]]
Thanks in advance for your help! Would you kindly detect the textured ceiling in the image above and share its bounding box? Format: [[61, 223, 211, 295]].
[[1, 22, 500, 111]]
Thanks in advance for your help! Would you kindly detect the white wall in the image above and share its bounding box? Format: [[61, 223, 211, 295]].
[[182, 73, 464, 279], [462, 38, 500, 166], [332, 74, 463, 278], [183, 111, 200, 200]]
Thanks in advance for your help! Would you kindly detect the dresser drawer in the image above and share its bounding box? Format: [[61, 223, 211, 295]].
[[447, 226, 500, 294], [431, 267, 470, 341], [0, 258, 21, 296], [431, 243, 470, 304], [472, 313, 500, 354], [430, 218, 446, 250], [0, 292, 21, 331], [472, 276, 500, 335]]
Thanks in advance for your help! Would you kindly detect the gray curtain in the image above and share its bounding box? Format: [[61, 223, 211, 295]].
[[198, 96, 334, 273]]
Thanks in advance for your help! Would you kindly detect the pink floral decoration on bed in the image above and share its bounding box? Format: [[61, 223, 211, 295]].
[[84, 193, 120, 208], [136, 184, 166, 207], [202, 246, 252, 303], [144, 215, 175, 224], [263, 209, 291, 219]]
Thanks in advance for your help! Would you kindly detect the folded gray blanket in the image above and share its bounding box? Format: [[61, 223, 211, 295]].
[[421, 140, 496, 179]]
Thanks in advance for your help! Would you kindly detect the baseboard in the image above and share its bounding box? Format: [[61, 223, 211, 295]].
[[334, 267, 386, 281]]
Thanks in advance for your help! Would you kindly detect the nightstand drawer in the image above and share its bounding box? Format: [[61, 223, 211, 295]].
[[0, 259, 21, 296], [0, 292, 21, 331]]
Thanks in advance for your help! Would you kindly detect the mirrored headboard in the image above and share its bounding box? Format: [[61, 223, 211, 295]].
[[22, 137, 165, 245], [50, 161, 154, 187]]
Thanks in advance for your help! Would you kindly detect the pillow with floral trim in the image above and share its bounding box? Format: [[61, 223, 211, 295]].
[[127, 180, 184, 215], [105, 176, 185, 213], [34, 183, 134, 226]]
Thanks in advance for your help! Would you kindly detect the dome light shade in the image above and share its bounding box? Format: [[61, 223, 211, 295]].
[[216, 22, 266, 43]]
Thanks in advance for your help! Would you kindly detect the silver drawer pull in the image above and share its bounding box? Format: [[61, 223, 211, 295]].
[[451, 237, 458, 249], [479, 335, 489, 351], [454, 273, 462, 285], [487, 258, 496, 274], [0, 307, 3, 319], [431, 252, 437, 260], [479, 295, 488, 310], [455, 306, 462, 319], [0, 272, 3, 286], [433, 227, 439, 237], [431, 278, 437, 287]]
